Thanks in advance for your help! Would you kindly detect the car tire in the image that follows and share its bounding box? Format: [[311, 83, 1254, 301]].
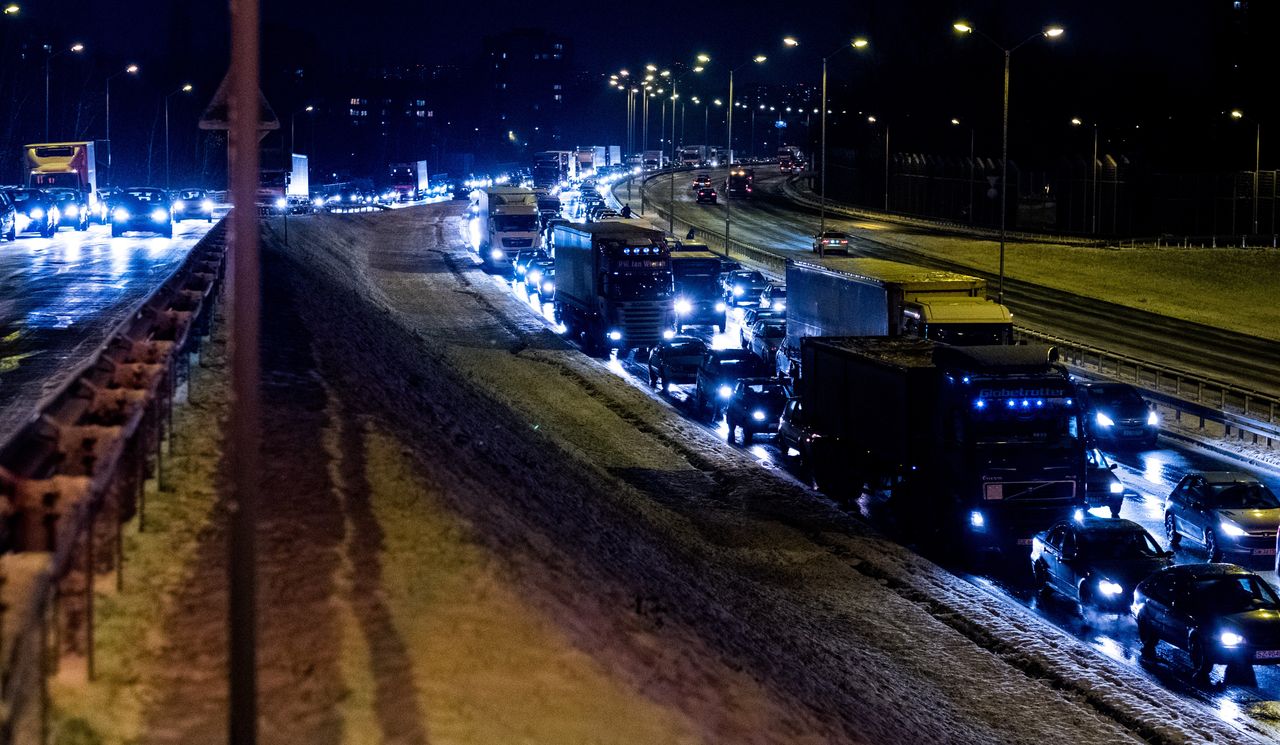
[[693, 388, 705, 415], [1165, 514, 1181, 548], [741, 428, 753, 445], [4, 223, 13, 241], [726, 420, 737, 445], [1188, 631, 1214, 681], [76, 218, 87, 231], [1137, 619, 1159, 657], [1205, 530, 1221, 562], [42, 224, 54, 238], [111, 225, 122, 238], [715, 321, 724, 333]]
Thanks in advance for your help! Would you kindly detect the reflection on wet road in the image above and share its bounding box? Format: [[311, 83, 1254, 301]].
[[0, 219, 214, 441]]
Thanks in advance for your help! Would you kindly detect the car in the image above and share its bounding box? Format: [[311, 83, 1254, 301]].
[[591, 208, 622, 222], [172, 188, 215, 222], [1031, 517, 1172, 612], [1077, 382, 1159, 447], [739, 308, 784, 348], [777, 397, 819, 460], [760, 283, 786, 311], [646, 336, 708, 392], [812, 231, 852, 255], [692, 349, 771, 419], [1086, 447, 1125, 518], [725, 378, 789, 445], [0, 190, 16, 241], [1132, 563, 1280, 681], [4, 188, 59, 237], [512, 249, 549, 279], [695, 187, 718, 204], [691, 174, 713, 190], [1165, 472, 1280, 563], [110, 187, 173, 238], [523, 257, 556, 300], [747, 320, 786, 363], [720, 270, 769, 307], [96, 186, 122, 223], [46, 188, 89, 231]]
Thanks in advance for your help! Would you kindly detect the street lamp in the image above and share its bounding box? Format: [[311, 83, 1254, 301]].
[[1070, 116, 1100, 234], [106, 64, 139, 184], [1230, 109, 1262, 237], [785, 35, 871, 237], [723, 55, 768, 248], [165, 83, 193, 190], [44, 42, 85, 140], [3, 4, 19, 14], [953, 20, 1065, 303]]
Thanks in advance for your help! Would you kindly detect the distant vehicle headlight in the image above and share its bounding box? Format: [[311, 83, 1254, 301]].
[[64, 204, 78, 217], [1073, 508, 1085, 523], [1097, 579, 1124, 596], [718, 385, 733, 399], [275, 197, 287, 209], [715, 301, 726, 312], [1220, 631, 1244, 647], [113, 208, 130, 222], [732, 286, 744, 297], [312, 197, 324, 207], [674, 298, 692, 315], [1219, 521, 1247, 538], [151, 208, 169, 223], [751, 410, 766, 421], [1147, 411, 1159, 427], [28, 207, 43, 219], [173, 200, 186, 211], [1095, 412, 1115, 428], [1109, 481, 1124, 494]]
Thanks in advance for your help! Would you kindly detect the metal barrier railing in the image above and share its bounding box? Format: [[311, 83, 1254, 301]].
[[0, 220, 229, 743]]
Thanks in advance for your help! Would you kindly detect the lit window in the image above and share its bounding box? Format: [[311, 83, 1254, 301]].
[[349, 97, 359, 105]]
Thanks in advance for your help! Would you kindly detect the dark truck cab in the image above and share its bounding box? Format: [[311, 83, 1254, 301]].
[[671, 247, 727, 332], [801, 337, 1086, 553]]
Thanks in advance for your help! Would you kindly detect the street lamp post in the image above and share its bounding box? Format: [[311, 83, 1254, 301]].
[[44, 42, 84, 140], [1231, 110, 1262, 237], [1070, 117, 1099, 234], [164, 83, 193, 190], [954, 21, 1065, 304], [952, 118, 976, 224], [106, 64, 139, 185], [724, 55, 767, 247], [662, 56, 708, 235], [291, 104, 314, 156]]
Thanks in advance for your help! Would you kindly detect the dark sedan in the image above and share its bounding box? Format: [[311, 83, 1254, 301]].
[[111, 188, 173, 238], [1165, 471, 1280, 563], [692, 349, 771, 419], [47, 188, 89, 231], [1078, 382, 1159, 447], [1086, 447, 1125, 518], [812, 231, 852, 255], [1133, 563, 1280, 681], [720, 270, 769, 307], [646, 336, 707, 392], [725, 378, 788, 445], [5, 188, 58, 237], [522, 257, 555, 300], [172, 189, 215, 222], [0, 190, 15, 241], [1031, 517, 1171, 612], [695, 187, 718, 204]]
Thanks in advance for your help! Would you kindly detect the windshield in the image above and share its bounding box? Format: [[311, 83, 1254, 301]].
[[928, 323, 1012, 346], [1090, 386, 1145, 408], [31, 173, 80, 189], [760, 325, 785, 338], [744, 383, 786, 398], [608, 270, 672, 300], [9, 191, 37, 204], [179, 190, 204, 199], [966, 399, 1080, 446], [1193, 576, 1280, 613], [126, 189, 167, 202], [494, 214, 538, 232], [1079, 530, 1163, 560], [1207, 482, 1280, 509]]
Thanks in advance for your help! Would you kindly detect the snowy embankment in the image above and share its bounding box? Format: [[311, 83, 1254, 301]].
[[267, 205, 1254, 744]]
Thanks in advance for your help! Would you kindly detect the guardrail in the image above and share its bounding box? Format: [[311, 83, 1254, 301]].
[[0, 220, 228, 743], [618, 172, 1280, 455]]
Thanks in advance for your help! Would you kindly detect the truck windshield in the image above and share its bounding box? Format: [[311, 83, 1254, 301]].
[[928, 323, 1013, 346], [966, 400, 1080, 446], [494, 214, 538, 232], [609, 270, 672, 300], [31, 173, 81, 189], [676, 275, 720, 296]]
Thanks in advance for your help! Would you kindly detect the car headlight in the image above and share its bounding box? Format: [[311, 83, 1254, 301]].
[[275, 197, 287, 209], [64, 204, 77, 217], [1109, 481, 1124, 494], [28, 207, 44, 219], [203, 199, 215, 212], [542, 281, 554, 293], [490, 248, 504, 260], [1073, 508, 1085, 523], [312, 197, 324, 207], [663, 329, 676, 340], [718, 385, 733, 399], [1098, 579, 1124, 596], [969, 510, 985, 529], [151, 208, 169, 223], [715, 302, 727, 313], [772, 301, 786, 311], [1147, 411, 1159, 426], [751, 410, 766, 421], [732, 286, 744, 297], [1220, 631, 1245, 648], [674, 299, 692, 315], [1095, 412, 1115, 428], [113, 208, 130, 222], [527, 270, 542, 283], [1219, 521, 1247, 537], [173, 200, 186, 211]]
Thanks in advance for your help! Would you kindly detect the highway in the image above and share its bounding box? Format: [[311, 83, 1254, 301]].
[[626, 168, 1280, 401], [0, 218, 215, 444]]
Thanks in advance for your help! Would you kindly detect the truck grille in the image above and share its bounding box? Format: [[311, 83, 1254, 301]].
[[983, 480, 1076, 502], [503, 238, 534, 248], [620, 303, 667, 345]]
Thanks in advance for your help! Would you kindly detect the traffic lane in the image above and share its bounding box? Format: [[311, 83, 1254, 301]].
[[0, 220, 213, 442]]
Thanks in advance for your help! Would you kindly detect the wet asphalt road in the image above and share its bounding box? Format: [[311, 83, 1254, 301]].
[[0, 217, 215, 443]]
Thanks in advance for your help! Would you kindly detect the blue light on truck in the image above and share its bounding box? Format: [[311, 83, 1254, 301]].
[[969, 511, 985, 528], [974, 399, 986, 410]]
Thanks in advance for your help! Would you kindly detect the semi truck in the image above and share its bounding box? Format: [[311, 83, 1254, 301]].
[[389, 159, 428, 200], [470, 187, 541, 268], [575, 148, 601, 177], [670, 246, 726, 332], [778, 258, 1012, 377], [777, 145, 804, 173], [552, 222, 674, 354], [533, 151, 575, 188], [25, 141, 99, 216], [679, 145, 708, 167], [642, 150, 665, 170], [801, 337, 1087, 552]]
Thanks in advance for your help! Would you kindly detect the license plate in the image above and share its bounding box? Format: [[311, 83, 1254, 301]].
[[1016, 538, 1034, 546], [1256, 650, 1280, 660], [1254, 548, 1277, 556]]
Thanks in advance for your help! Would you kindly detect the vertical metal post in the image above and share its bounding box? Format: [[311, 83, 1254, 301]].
[[44, 48, 50, 141], [669, 82, 676, 234], [228, 0, 262, 740], [819, 56, 827, 237], [165, 96, 171, 191], [724, 70, 734, 245], [968, 128, 975, 224], [1091, 124, 1098, 234], [883, 125, 890, 212], [106, 79, 112, 181], [998, 49, 1010, 304], [1253, 122, 1261, 237]]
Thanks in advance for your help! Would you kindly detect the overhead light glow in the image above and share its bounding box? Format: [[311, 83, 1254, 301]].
[[1044, 26, 1065, 38], [852, 38, 869, 49], [953, 22, 973, 33]]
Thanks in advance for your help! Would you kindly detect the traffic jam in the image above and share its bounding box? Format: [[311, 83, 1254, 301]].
[[464, 164, 1280, 707]]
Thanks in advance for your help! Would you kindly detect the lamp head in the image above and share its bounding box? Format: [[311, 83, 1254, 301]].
[[852, 38, 869, 49], [1044, 26, 1065, 38], [953, 22, 973, 33]]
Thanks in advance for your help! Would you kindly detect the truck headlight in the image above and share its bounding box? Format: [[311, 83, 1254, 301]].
[[203, 199, 215, 212], [718, 385, 733, 399], [1219, 522, 1247, 537], [1073, 509, 1085, 523], [1220, 631, 1245, 648], [1109, 482, 1124, 494], [1095, 412, 1115, 428], [275, 197, 287, 209], [490, 249, 504, 261], [1147, 411, 1159, 426], [113, 208, 130, 222], [674, 299, 692, 315], [969, 510, 985, 529], [542, 282, 554, 293], [663, 329, 675, 340], [715, 302, 726, 312], [772, 300, 786, 311], [151, 208, 169, 223], [1098, 579, 1124, 596]]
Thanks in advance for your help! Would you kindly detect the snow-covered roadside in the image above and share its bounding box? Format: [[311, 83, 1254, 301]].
[[270, 205, 1257, 744]]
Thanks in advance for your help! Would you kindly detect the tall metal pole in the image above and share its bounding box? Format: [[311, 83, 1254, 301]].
[[668, 85, 676, 234], [1253, 122, 1261, 236], [105, 78, 112, 181], [164, 95, 170, 190], [703, 104, 709, 148], [642, 94, 649, 153], [228, 0, 262, 739], [750, 108, 756, 158], [998, 49, 1010, 304], [819, 56, 828, 236], [44, 48, 50, 140], [1090, 124, 1098, 234], [725, 70, 735, 246], [968, 127, 975, 224], [883, 124, 890, 211]]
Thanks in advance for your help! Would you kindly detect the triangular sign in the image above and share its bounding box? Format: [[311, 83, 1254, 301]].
[[198, 71, 280, 132]]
